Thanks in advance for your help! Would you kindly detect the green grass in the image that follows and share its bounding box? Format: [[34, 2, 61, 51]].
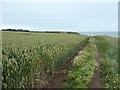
[[64, 38, 96, 88], [2, 31, 88, 88], [94, 36, 119, 88], [2, 31, 119, 88]]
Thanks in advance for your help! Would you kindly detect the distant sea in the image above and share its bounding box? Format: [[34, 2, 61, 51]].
[[80, 31, 118, 38]]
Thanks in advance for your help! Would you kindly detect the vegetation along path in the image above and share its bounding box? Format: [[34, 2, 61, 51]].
[[44, 40, 88, 88], [2, 31, 119, 88], [44, 37, 103, 88]]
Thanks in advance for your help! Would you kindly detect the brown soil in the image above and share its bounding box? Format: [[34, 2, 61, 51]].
[[43, 46, 86, 88], [90, 48, 102, 88], [44, 59, 72, 88]]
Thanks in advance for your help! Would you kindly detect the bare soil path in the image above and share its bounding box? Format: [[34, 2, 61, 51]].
[[90, 48, 102, 88], [44, 45, 87, 88]]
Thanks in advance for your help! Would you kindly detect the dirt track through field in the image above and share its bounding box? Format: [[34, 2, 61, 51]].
[[90, 48, 102, 88], [43, 38, 102, 88], [44, 45, 87, 88]]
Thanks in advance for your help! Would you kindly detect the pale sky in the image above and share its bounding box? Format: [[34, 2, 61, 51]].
[[0, 0, 118, 32]]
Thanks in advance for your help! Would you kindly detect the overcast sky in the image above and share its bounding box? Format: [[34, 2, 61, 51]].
[[0, 1, 118, 32]]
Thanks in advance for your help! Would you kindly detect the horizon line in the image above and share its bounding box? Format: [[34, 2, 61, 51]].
[[0, 28, 118, 32]]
